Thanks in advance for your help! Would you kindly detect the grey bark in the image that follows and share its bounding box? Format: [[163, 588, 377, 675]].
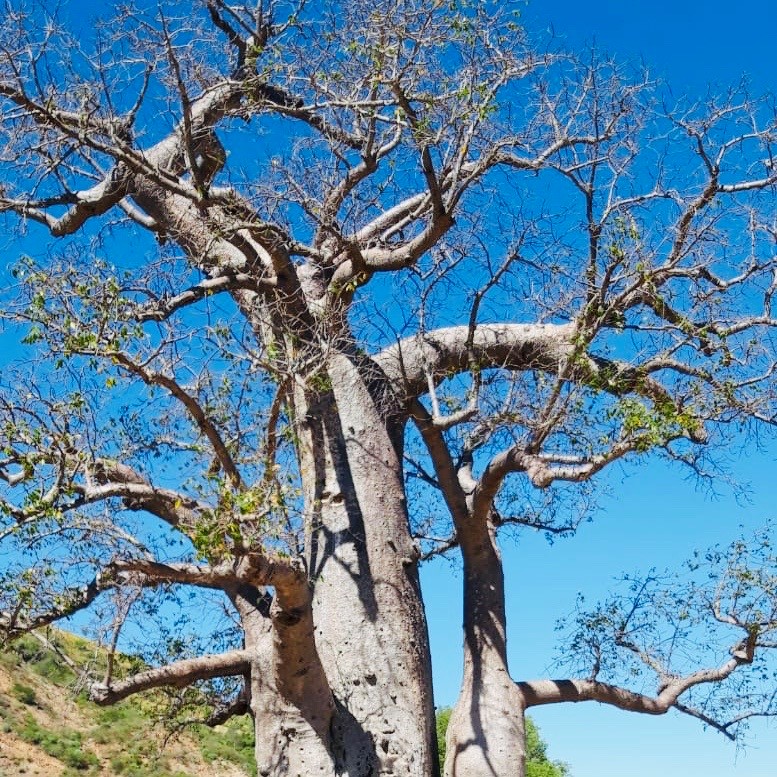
[[444, 520, 526, 777], [291, 350, 437, 776]]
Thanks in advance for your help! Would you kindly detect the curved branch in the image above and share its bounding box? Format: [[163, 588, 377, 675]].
[[89, 649, 252, 705], [0, 175, 128, 236], [0, 448, 207, 530], [205, 694, 250, 726], [79, 482, 203, 529], [374, 323, 576, 401], [115, 551, 305, 593], [518, 636, 757, 730], [111, 558, 243, 590], [353, 193, 429, 245], [674, 701, 777, 740], [134, 273, 266, 322], [410, 400, 470, 530]]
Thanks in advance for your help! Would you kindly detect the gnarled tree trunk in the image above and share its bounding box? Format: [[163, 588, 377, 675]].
[[3, 6, 776, 777]]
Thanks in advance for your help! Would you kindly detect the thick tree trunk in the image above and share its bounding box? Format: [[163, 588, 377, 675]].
[[290, 350, 437, 776], [445, 521, 526, 777], [234, 587, 336, 776]]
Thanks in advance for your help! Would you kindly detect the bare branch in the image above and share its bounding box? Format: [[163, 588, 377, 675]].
[[133, 273, 266, 322], [518, 630, 758, 721], [89, 649, 251, 705], [375, 323, 576, 402]]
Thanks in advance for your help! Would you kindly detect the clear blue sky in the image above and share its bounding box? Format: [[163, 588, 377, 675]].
[[422, 2, 777, 775]]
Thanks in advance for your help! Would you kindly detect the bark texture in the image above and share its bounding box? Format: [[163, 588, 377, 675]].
[[441, 492, 526, 776], [293, 352, 436, 775]]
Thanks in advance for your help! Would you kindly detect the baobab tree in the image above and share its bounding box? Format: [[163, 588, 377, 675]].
[[0, 1, 776, 775]]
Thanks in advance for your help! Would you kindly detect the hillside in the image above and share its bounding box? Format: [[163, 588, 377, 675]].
[[0, 631, 255, 777]]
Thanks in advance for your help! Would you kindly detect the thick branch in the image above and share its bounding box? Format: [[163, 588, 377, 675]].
[[410, 401, 470, 530], [114, 552, 306, 593], [111, 558, 242, 590], [374, 323, 576, 401], [89, 649, 251, 705], [84, 459, 207, 530], [518, 639, 755, 723], [205, 694, 250, 726], [0, 175, 128, 236]]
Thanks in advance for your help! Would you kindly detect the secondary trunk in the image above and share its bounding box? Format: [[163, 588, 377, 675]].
[[445, 519, 526, 776], [291, 349, 438, 776], [234, 585, 335, 776]]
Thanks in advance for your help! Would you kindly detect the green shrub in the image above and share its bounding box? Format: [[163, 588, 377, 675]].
[[16, 714, 100, 771], [11, 681, 37, 706], [1, 629, 257, 777], [31, 650, 76, 684], [435, 707, 451, 769], [108, 750, 186, 777], [6, 634, 75, 684], [9, 635, 47, 665], [194, 716, 256, 776]]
